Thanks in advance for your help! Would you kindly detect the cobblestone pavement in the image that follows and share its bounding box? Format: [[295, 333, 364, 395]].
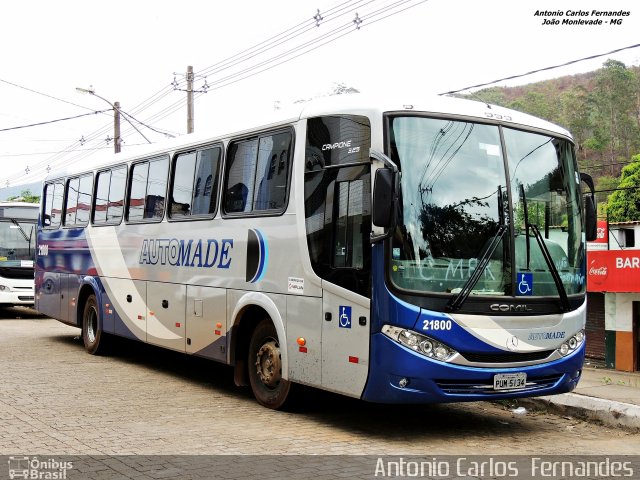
[[1, 311, 638, 458]]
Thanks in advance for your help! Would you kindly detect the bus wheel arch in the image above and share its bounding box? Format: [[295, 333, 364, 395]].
[[78, 285, 107, 355], [228, 293, 290, 408], [77, 284, 97, 328]]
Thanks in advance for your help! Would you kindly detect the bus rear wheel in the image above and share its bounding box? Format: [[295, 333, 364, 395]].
[[82, 294, 107, 355], [248, 319, 291, 409]]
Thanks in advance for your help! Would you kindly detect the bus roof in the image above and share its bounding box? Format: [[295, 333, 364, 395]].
[[0, 201, 40, 209], [43, 93, 571, 182], [0, 201, 39, 221]]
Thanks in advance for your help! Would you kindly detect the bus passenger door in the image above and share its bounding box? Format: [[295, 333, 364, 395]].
[[322, 287, 370, 397], [320, 166, 372, 397], [147, 282, 186, 352]]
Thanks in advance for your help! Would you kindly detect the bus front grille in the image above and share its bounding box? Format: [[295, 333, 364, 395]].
[[0, 267, 33, 280], [460, 350, 555, 364], [435, 374, 563, 395]]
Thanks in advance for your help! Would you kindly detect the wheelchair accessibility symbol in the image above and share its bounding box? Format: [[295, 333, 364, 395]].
[[517, 272, 533, 296], [339, 306, 352, 328]]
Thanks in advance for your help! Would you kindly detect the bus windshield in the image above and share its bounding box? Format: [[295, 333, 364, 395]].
[[388, 116, 585, 299], [0, 211, 37, 266]]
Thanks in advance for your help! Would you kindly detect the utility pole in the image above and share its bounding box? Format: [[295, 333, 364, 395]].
[[187, 66, 194, 134], [114, 101, 121, 153], [76, 87, 123, 154], [172, 66, 208, 134]]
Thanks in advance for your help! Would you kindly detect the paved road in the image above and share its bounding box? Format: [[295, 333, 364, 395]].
[[1, 311, 639, 457]]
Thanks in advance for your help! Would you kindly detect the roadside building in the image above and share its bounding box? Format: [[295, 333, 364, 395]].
[[586, 220, 640, 372]]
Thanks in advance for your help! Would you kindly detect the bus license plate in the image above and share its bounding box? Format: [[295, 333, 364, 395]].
[[493, 373, 527, 390]]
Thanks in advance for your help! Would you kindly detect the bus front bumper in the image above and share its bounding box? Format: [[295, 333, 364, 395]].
[[0, 289, 35, 306], [361, 333, 584, 404]]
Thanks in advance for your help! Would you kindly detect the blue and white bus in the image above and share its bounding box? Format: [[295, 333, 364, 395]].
[[0, 201, 38, 308], [36, 94, 597, 409]]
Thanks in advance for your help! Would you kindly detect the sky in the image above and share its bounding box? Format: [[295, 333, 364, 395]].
[[0, 0, 638, 190]]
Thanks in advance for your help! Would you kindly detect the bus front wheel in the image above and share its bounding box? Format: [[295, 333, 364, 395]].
[[248, 319, 291, 409], [82, 294, 106, 355]]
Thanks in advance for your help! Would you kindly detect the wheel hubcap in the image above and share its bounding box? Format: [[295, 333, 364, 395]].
[[87, 308, 97, 344], [255, 340, 282, 388]]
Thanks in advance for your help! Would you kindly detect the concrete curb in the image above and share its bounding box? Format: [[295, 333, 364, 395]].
[[521, 393, 640, 431]]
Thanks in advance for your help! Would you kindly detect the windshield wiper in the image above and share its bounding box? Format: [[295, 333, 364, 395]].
[[519, 185, 570, 312], [10, 219, 34, 257], [446, 223, 508, 312]]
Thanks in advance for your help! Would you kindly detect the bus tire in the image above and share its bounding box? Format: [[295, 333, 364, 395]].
[[248, 318, 291, 409], [82, 294, 107, 355]]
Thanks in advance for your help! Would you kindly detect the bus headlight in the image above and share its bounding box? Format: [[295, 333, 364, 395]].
[[557, 330, 585, 357], [382, 325, 458, 362]]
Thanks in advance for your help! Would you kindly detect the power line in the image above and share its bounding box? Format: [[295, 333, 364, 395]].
[[581, 161, 637, 170], [119, 110, 176, 138], [440, 43, 640, 95], [195, 0, 375, 79], [193, 0, 428, 93], [0, 78, 98, 112], [66, 1, 369, 158], [2, 0, 428, 184], [0, 143, 150, 157], [112, 1, 427, 133], [595, 186, 640, 193], [0, 110, 110, 132]]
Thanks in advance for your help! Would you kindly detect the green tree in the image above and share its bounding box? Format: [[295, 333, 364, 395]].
[[471, 87, 508, 106], [606, 155, 640, 222], [595, 175, 619, 202], [591, 60, 639, 172], [507, 89, 559, 124], [7, 189, 40, 203], [559, 85, 593, 161]]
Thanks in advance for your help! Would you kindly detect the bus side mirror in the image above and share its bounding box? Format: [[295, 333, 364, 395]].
[[580, 172, 597, 242], [584, 195, 597, 242], [372, 168, 395, 228]]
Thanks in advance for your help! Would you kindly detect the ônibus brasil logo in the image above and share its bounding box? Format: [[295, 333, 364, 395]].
[[8, 456, 73, 479]]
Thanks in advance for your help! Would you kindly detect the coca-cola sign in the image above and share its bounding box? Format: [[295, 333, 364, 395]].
[[588, 265, 608, 276], [589, 220, 608, 244], [588, 257, 608, 287], [587, 250, 640, 292]]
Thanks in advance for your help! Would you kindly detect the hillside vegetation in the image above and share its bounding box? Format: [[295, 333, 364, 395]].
[[468, 60, 640, 221]]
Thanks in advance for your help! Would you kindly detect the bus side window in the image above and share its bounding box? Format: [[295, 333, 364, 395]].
[[223, 130, 291, 215], [332, 179, 367, 269], [304, 165, 371, 297], [192, 147, 221, 215], [224, 139, 259, 214], [107, 167, 126, 222], [146, 158, 168, 219], [127, 156, 168, 222], [94, 167, 126, 225], [94, 171, 110, 224], [65, 178, 79, 226], [254, 132, 291, 211], [76, 174, 92, 225], [171, 151, 197, 217], [66, 173, 92, 227], [43, 181, 64, 229], [170, 146, 221, 219]]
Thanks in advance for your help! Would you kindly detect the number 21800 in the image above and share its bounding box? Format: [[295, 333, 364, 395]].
[[422, 319, 452, 331]]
